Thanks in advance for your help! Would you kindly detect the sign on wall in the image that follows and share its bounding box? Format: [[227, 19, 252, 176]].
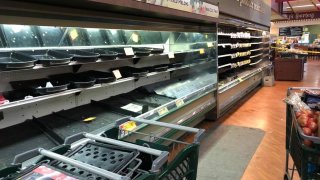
[[279, 26, 303, 36], [135, 0, 219, 18], [205, 0, 271, 27], [283, 12, 320, 20]]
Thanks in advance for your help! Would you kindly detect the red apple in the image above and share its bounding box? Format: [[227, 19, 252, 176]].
[[295, 111, 302, 118], [308, 118, 317, 124], [303, 127, 312, 136], [303, 140, 313, 147], [307, 121, 318, 132], [298, 114, 308, 127]]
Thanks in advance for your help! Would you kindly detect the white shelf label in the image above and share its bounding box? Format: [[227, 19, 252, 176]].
[[112, 69, 122, 79], [207, 42, 214, 48], [158, 106, 169, 116], [175, 99, 185, 107], [121, 103, 143, 113], [124, 47, 134, 56], [168, 52, 175, 59]]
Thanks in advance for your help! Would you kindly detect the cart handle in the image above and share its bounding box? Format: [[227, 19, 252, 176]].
[[288, 87, 320, 91], [116, 117, 205, 144], [64, 132, 169, 173], [13, 148, 130, 180]]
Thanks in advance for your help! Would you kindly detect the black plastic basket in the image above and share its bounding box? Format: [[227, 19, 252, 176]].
[[0, 51, 36, 70], [92, 49, 118, 61], [50, 73, 96, 88], [10, 78, 69, 95], [56, 49, 99, 63], [79, 71, 116, 84], [20, 50, 71, 67]]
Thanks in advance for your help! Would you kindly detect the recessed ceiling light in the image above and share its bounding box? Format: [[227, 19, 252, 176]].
[[286, 4, 320, 9]]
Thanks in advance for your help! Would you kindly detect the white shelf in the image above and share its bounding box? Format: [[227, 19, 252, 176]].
[[250, 53, 263, 59], [218, 54, 232, 58], [218, 63, 232, 69], [218, 63, 271, 93], [249, 59, 263, 65], [250, 48, 263, 52]]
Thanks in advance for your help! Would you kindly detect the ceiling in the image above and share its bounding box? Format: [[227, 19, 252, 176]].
[[283, 0, 320, 13]]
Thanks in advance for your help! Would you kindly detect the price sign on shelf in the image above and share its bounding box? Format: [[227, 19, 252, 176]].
[[207, 42, 214, 48], [238, 77, 244, 82], [168, 52, 175, 59], [124, 47, 134, 56], [175, 99, 185, 107], [158, 106, 169, 116], [199, 48, 205, 54], [112, 69, 122, 79]]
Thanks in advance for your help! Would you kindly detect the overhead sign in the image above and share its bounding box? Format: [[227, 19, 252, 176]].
[[208, 0, 271, 27], [235, 0, 265, 13], [279, 27, 303, 36], [283, 12, 320, 20], [136, 0, 219, 18]]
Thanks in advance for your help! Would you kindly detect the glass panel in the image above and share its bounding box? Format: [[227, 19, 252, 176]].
[[105, 29, 125, 45], [68, 27, 89, 46], [38, 26, 69, 47], [3, 25, 40, 47], [85, 28, 108, 46], [123, 30, 164, 45]]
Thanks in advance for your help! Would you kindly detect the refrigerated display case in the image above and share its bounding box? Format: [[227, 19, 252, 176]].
[[217, 24, 271, 116], [0, 1, 218, 168]]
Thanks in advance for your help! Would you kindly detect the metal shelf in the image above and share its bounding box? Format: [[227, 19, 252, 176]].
[[250, 53, 263, 59], [0, 60, 216, 129], [218, 63, 271, 93], [249, 59, 263, 65]]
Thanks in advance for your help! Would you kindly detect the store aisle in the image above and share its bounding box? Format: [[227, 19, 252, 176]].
[[198, 60, 320, 180]]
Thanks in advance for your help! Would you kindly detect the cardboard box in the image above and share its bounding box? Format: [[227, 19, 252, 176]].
[[263, 76, 275, 87]]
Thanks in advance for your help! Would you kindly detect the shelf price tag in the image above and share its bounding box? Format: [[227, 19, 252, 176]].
[[199, 48, 205, 54], [168, 52, 175, 59], [238, 77, 244, 82], [175, 99, 185, 107], [124, 47, 134, 56], [207, 42, 214, 48], [158, 106, 169, 116], [112, 69, 122, 79]]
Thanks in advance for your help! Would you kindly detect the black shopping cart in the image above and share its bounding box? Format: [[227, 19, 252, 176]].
[[285, 87, 320, 180]]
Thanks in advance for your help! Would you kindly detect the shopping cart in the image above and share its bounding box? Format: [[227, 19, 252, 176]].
[[0, 117, 204, 180], [3, 133, 167, 180], [285, 87, 320, 180], [103, 117, 205, 180]]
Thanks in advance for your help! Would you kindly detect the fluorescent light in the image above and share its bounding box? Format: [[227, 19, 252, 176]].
[[286, 4, 320, 9]]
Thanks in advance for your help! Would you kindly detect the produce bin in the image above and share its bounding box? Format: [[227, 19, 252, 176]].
[[275, 58, 304, 81], [50, 73, 96, 88], [10, 78, 69, 95], [56, 49, 99, 63]]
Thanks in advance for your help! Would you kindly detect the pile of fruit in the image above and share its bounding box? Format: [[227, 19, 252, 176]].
[[296, 109, 320, 147]]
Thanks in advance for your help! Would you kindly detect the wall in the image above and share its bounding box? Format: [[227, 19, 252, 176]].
[[206, 0, 271, 27]]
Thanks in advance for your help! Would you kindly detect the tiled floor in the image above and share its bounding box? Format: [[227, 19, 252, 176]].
[[197, 60, 320, 179]]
